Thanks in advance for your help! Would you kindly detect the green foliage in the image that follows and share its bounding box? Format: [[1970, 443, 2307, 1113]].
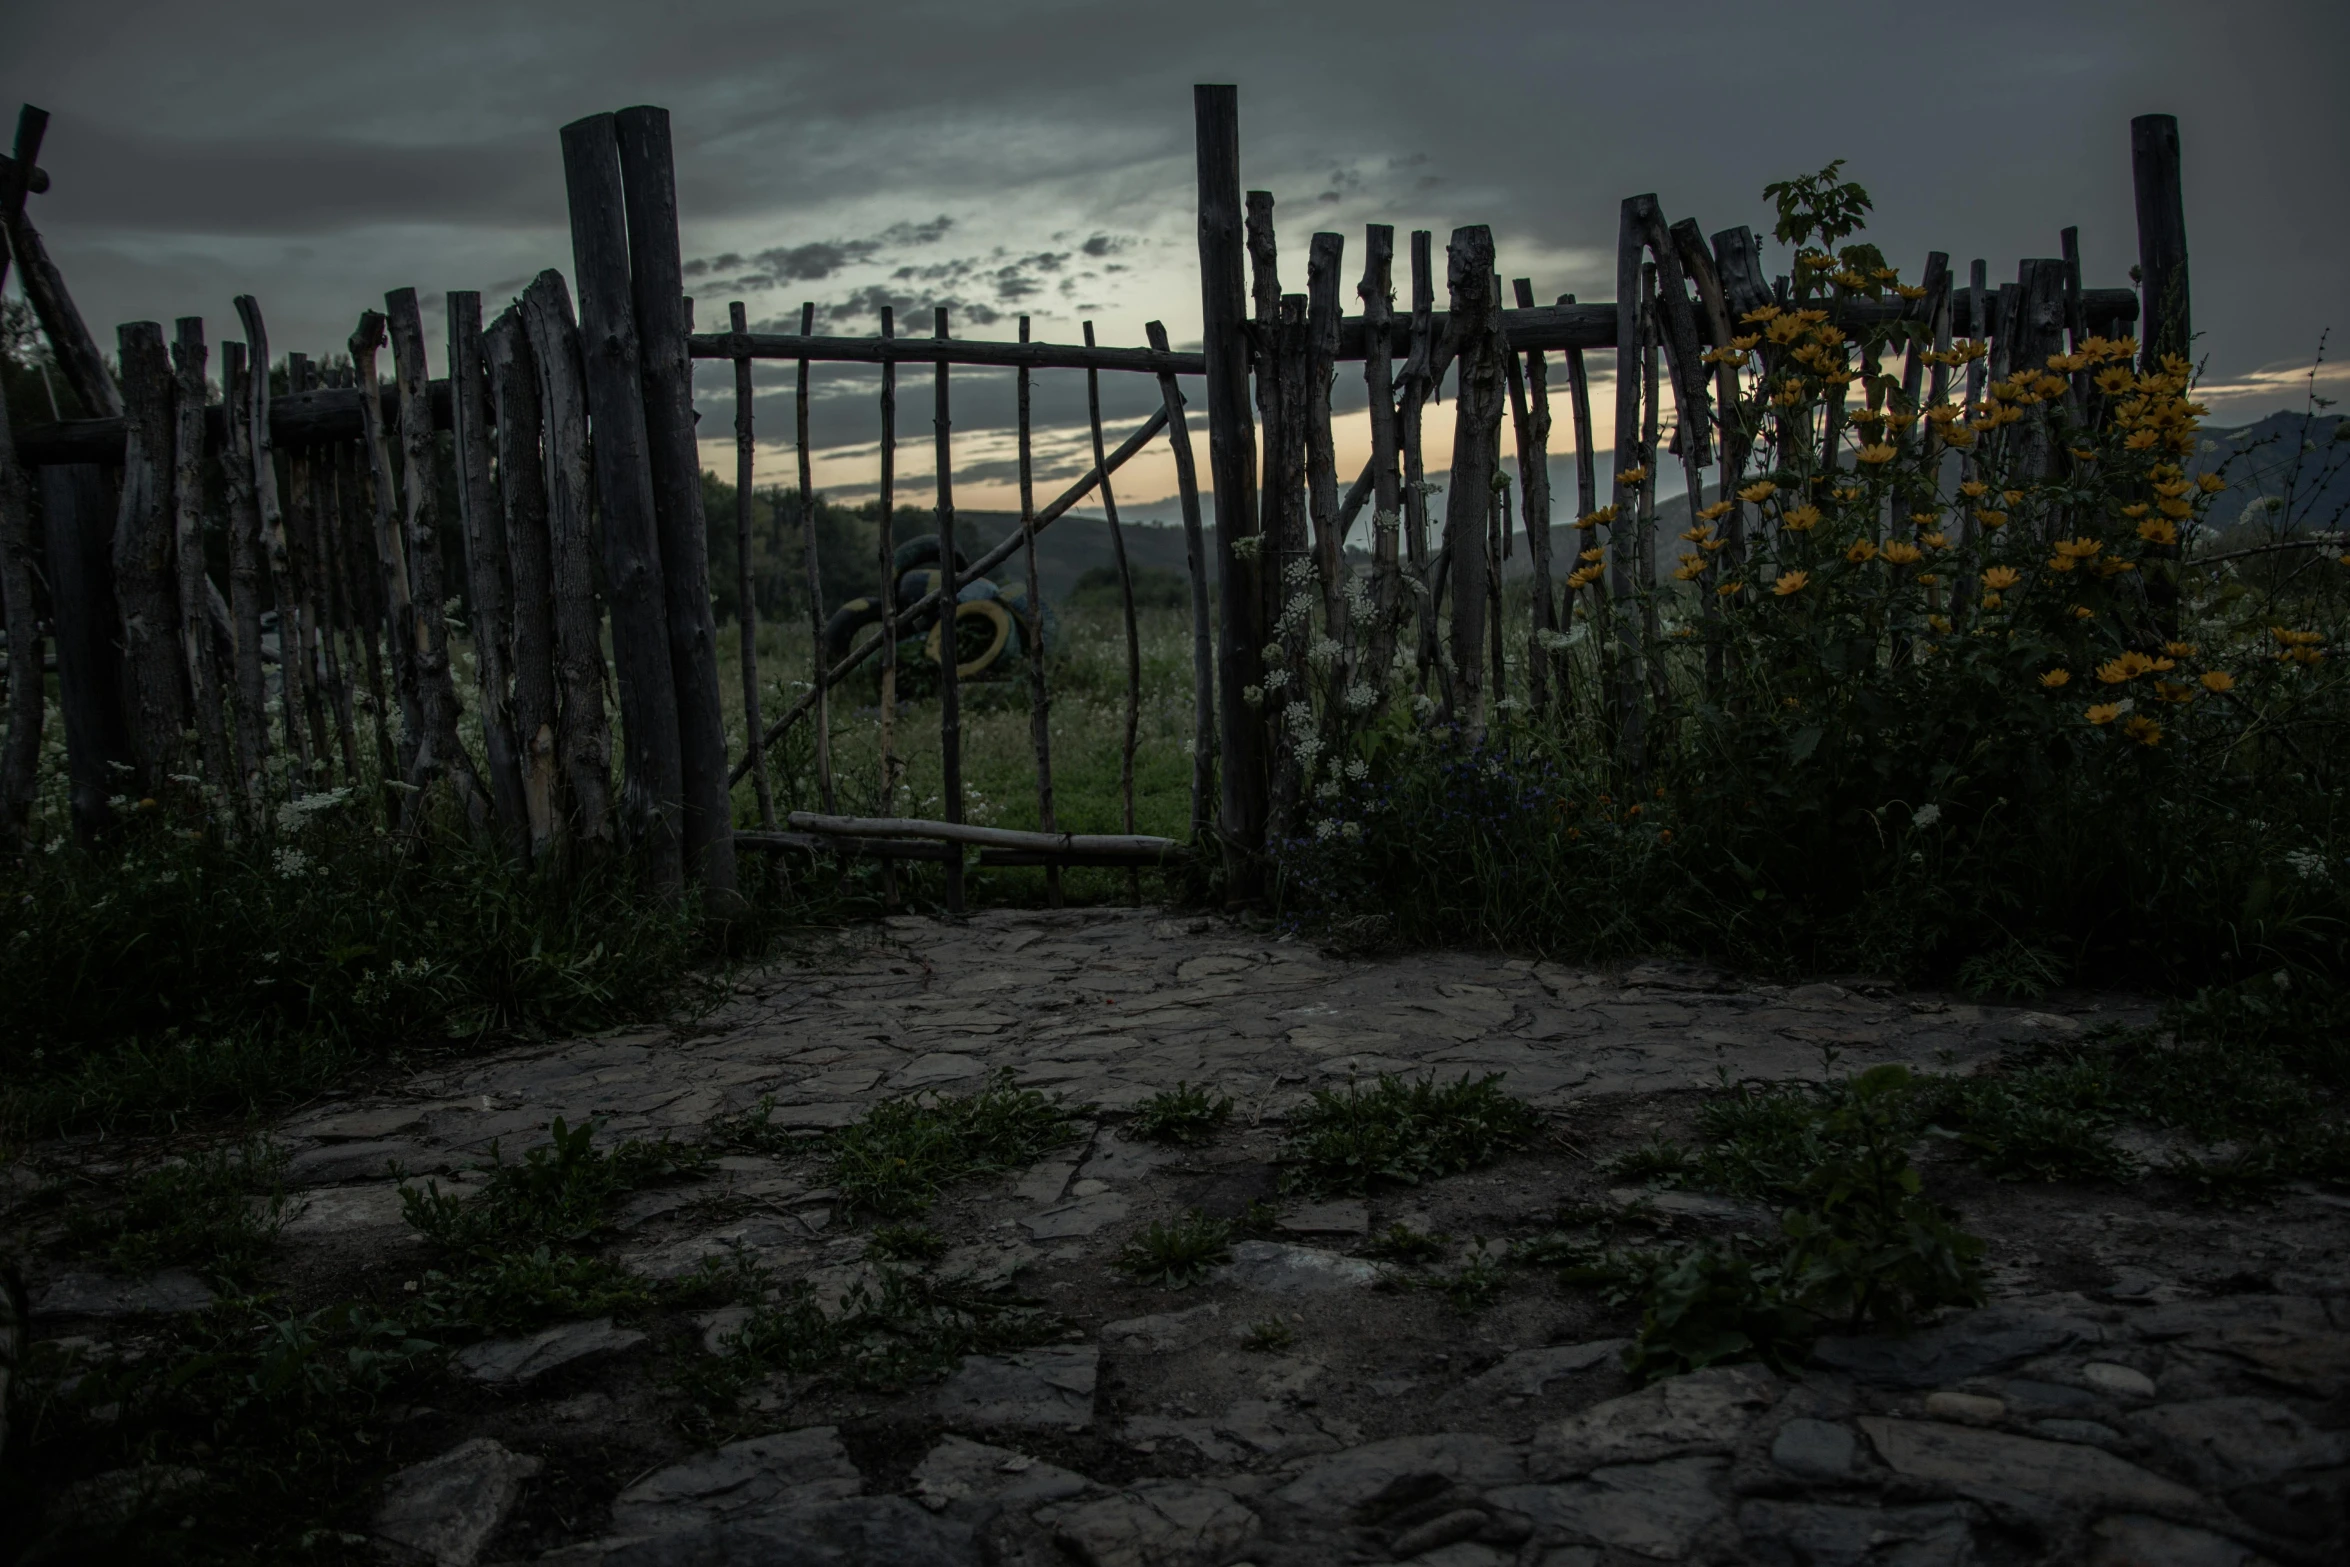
[[409, 1244, 655, 1336], [1763, 159, 1874, 251], [1955, 941, 2069, 1002], [1281, 1073, 1541, 1197], [1439, 1240, 1508, 1314], [1240, 1318, 1295, 1352], [827, 1072, 1073, 1219], [0, 816, 732, 1137], [400, 1116, 710, 1252], [1129, 1082, 1233, 1145], [61, 1140, 287, 1287], [1116, 1211, 1234, 1287], [866, 1222, 948, 1263], [1070, 564, 1189, 609], [1362, 1222, 1449, 1263]]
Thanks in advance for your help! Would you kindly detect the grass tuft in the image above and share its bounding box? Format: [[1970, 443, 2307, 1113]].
[[1116, 1211, 1234, 1288], [828, 1072, 1073, 1219], [1282, 1073, 1540, 1196], [1129, 1082, 1233, 1145]]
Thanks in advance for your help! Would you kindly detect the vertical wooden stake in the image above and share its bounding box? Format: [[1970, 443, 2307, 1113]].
[[877, 306, 900, 906], [0, 347, 43, 848], [449, 291, 529, 844], [487, 305, 563, 858], [235, 297, 315, 790], [561, 113, 682, 892], [38, 462, 132, 840], [1304, 232, 1345, 643], [1194, 83, 1267, 901], [1084, 320, 1142, 904], [349, 310, 423, 818], [1017, 316, 1061, 907], [729, 301, 777, 831], [170, 318, 234, 811], [220, 341, 272, 819], [518, 270, 616, 851], [794, 299, 832, 817], [1403, 232, 1436, 697], [2131, 114, 2190, 374], [1145, 319, 1216, 851], [112, 321, 189, 793], [614, 106, 740, 908], [934, 306, 964, 913], [1507, 277, 1560, 719], [1609, 201, 1647, 768], [1441, 225, 1502, 741]]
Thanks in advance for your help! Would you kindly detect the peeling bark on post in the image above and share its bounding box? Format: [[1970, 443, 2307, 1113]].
[[518, 270, 614, 852], [2131, 114, 2190, 375], [728, 301, 776, 832], [1403, 233, 1437, 697], [1360, 228, 1405, 714], [615, 106, 739, 906], [1083, 320, 1142, 904], [385, 287, 491, 828], [348, 311, 423, 812], [234, 296, 318, 790], [1194, 84, 1266, 898], [561, 115, 682, 893], [795, 300, 832, 817], [1305, 232, 1345, 641], [933, 306, 964, 913], [170, 319, 233, 810], [1018, 316, 1061, 907], [1145, 319, 1215, 849], [1441, 226, 1502, 740], [487, 306, 562, 857], [1505, 278, 1557, 717], [449, 291, 529, 844], [219, 344, 272, 818], [111, 321, 189, 793]]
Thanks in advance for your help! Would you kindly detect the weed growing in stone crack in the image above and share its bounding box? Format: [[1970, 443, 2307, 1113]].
[[676, 1264, 1063, 1440], [1241, 1318, 1296, 1352], [1129, 1081, 1233, 1145], [1281, 1072, 1541, 1197], [1362, 1222, 1449, 1263], [707, 1094, 816, 1158], [1238, 1198, 1284, 1236], [60, 1138, 287, 1287], [400, 1115, 712, 1250], [828, 1071, 1074, 1219], [1439, 1241, 1508, 1314], [407, 1244, 657, 1336], [1954, 940, 2068, 1002], [1545, 1065, 1983, 1381], [1117, 1211, 1234, 1288], [866, 1222, 948, 1263]]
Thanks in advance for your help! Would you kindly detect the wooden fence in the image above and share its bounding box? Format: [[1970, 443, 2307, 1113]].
[[0, 90, 2195, 911]]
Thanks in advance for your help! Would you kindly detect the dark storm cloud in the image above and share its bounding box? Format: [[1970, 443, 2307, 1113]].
[[4, 0, 2345, 407], [684, 216, 953, 289]]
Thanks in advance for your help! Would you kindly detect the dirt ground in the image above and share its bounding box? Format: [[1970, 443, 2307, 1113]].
[[16, 907, 2350, 1564]]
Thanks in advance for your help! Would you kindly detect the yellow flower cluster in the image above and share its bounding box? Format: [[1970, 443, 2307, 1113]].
[[1566, 563, 1605, 591], [2110, 355, 2207, 456], [2095, 650, 2175, 685], [1781, 505, 1822, 532], [1774, 570, 1810, 597], [2046, 537, 2102, 573], [1695, 500, 1735, 523], [1880, 542, 1923, 566], [2272, 627, 2326, 666], [1576, 505, 1617, 529]]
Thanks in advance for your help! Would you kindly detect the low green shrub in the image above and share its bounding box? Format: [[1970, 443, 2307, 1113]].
[[828, 1072, 1073, 1219], [1281, 1073, 1540, 1196], [1129, 1082, 1233, 1145], [1116, 1212, 1234, 1287], [61, 1139, 286, 1287]]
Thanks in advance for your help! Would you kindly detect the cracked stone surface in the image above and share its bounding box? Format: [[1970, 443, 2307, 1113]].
[[16, 908, 2350, 1562]]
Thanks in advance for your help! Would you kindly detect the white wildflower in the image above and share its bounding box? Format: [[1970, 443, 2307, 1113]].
[[1314, 818, 1338, 842], [1372, 509, 1401, 534], [1411, 693, 1437, 718], [1264, 667, 1290, 690], [1343, 682, 1375, 711], [1243, 685, 1265, 707], [1912, 803, 1943, 828], [272, 845, 312, 878], [1284, 701, 1312, 729], [1495, 696, 1525, 714], [2284, 847, 2329, 882], [1283, 557, 1316, 585], [1345, 758, 1368, 781], [1309, 637, 1342, 667], [1340, 821, 1362, 841]]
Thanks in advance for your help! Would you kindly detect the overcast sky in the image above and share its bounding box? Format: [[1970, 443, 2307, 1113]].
[[7, 0, 2345, 517]]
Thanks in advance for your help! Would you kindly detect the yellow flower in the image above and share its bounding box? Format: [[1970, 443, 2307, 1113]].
[[1920, 531, 1949, 549], [1578, 505, 1617, 528], [1834, 486, 1863, 504], [2040, 669, 2072, 688], [2073, 606, 2097, 620], [1846, 539, 1879, 563], [1737, 481, 1778, 505], [2097, 651, 2155, 684], [1959, 480, 1989, 499], [2198, 472, 2227, 494], [2046, 553, 2079, 574], [1618, 465, 1650, 485], [1981, 566, 2021, 590], [1917, 572, 1939, 586], [1773, 570, 1810, 597], [1981, 591, 2004, 609], [2123, 715, 2162, 746], [1580, 547, 1605, 563], [2086, 703, 2122, 725], [1566, 564, 1605, 590], [2158, 497, 2193, 519], [1794, 309, 1830, 324], [1894, 284, 1929, 300], [1731, 334, 1761, 351], [1695, 500, 1735, 522], [1781, 505, 1822, 531], [1927, 614, 1952, 633], [1680, 524, 1716, 543], [2165, 641, 2198, 658], [1881, 542, 1923, 565], [1673, 560, 1707, 581], [1976, 509, 2008, 529], [1741, 305, 1783, 324], [2153, 680, 2196, 704], [1857, 443, 1898, 466], [2200, 670, 2234, 693], [2095, 367, 2135, 395], [2137, 518, 2178, 546], [1717, 581, 1744, 596], [2052, 536, 2103, 560]]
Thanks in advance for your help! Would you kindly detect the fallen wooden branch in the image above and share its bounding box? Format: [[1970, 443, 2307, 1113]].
[[735, 829, 958, 862], [786, 811, 1180, 857], [977, 846, 1192, 868]]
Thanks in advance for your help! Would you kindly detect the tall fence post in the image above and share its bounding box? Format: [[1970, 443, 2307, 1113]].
[[449, 290, 530, 846], [112, 320, 188, 794], [614, 105, 741, 910], [562, 112, 685, 899], [39, 464, 130, 840], [2131, 114, 2189, 373], [1194, 83, 1267, 902]]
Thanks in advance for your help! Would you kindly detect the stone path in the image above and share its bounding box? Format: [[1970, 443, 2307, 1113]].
[[21, 908, 2350, 1564]]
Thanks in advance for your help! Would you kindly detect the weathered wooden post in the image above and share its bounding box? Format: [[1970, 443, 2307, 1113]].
[[220, 342, 272, 816], [517, 271, 615, 852], [40, 463, 131, 840], [1144, 319, 1216, 850], [1017, 315, 1061, 907], [726, 300, 777, 832], [1304, 233, 1345, 640], [1608, 201, 1647, 769], [112, 321, 189, 793], [1193, 83, 1267, 901], [2131, 114, 2189, 373], [1082, 319, 1142, 903], [449, 291, 530, 843], [1442, 226, 1502, 740], [1505, 277, 1559, 718], [235, 296, 317, 789], [486, 306, 563, 857], [792, 300, 832, 816], [0, 357, 40, 849], [933, 305, 965, 913], [614, 105, 740, 908], [1358, 229, 1406, 714], [562, 112, 684, 896], [349, 310, 424, 811]]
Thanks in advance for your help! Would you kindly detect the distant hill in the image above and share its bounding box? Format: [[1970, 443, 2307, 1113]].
[[2194, 412, 2349, 537]]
